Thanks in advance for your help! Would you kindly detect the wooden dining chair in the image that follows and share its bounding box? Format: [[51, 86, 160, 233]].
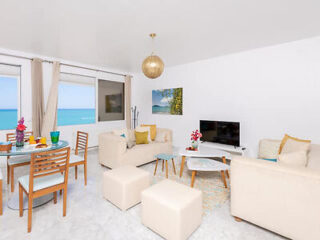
[[7, 131, 33, 192], [0, 143, 12, 215], [69, 131, 89, 185], [18, 147, 70, 232], [0, 170, 2, 216]]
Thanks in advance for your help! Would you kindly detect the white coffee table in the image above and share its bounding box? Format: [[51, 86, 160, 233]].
[[187, 158, 230, 188], [179, 146, 231, 178]]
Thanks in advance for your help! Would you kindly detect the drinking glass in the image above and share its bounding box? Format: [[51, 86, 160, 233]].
[[50, 131, 60, 144]]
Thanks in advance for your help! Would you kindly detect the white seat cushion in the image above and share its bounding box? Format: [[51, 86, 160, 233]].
[[69, 154, 84, 164], [8, 155, 31, 166], [18, 173, 64, 193], [0, 170, 2, 180]]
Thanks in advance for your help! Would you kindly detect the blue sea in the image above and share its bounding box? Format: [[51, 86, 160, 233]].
[[152, 105, 170, 114], [0, 109, 95, 130]]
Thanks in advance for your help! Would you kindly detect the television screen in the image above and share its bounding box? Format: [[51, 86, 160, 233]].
[[200, 120, 240, 146]]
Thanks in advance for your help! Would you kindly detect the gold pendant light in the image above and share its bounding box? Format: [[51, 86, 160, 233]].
[[142, 33, 164, 79]]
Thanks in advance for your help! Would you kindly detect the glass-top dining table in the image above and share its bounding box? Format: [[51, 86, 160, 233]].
[[0, 140, 69, 210]]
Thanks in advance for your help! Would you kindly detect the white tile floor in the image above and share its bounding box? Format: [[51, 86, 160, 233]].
[[0, 150, 286, 240]]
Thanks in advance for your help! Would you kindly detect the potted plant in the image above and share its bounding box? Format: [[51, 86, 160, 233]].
[[190, 130, 202, 150]]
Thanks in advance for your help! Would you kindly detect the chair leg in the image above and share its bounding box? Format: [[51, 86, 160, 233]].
[[191, 171, 196, 188], [10, 166, 14, 192], [162, 160, 164, 172], [84, 162, 87, 186], [7, 163, 10, 184], [19, 183, 23, 217], [154, 159, 158, 175], [75, 166, 78, 180], [63, 187, 67, 217], [0, 179, 2, 216], [165, 160, 168, 178], [171, 158, 176, 175], [53, 192, 57, 204], [59, 189, 62, 195], [27, 196, 33, 232], [220, 171, 228, 188]]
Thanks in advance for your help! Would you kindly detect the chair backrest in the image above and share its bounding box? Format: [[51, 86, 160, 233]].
[[6, 131, 34, 143], [29, 147, 70, 192], [75, 131, 89, 157]]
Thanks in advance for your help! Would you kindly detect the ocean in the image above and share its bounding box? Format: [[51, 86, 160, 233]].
[[0, 109, 95, 130], [152, 105, 170, 114]]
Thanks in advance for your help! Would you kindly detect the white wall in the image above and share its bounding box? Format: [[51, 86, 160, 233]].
[[0, 48, 129, 149], [132, 36, 320, 157]]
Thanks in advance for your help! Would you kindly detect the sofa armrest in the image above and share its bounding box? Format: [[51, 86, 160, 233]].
[[231, 156, 320, 240], [98, 132, 127, 168]]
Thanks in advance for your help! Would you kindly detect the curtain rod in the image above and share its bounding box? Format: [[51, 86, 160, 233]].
[[0, 52, 127, 77]]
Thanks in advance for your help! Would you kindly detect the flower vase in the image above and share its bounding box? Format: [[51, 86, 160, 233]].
[[191, 140, 199, 150], [16, 130, 25, 147]]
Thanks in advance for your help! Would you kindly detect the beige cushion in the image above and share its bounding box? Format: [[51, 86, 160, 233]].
[[141, 179, 202, 240], [281, 138, 311, 154], [258, 139, 281, 159], [103, 165, 150, 211], [135, 126, 151, 142], [278, 150, 308, 167], [307, 144, 320, 170]]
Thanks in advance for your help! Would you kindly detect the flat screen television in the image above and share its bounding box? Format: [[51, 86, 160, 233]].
[[200, 120, 240, 147]]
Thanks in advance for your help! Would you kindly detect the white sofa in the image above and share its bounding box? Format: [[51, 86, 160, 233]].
[[231, 139, 320, 240], [99, 128, 173, 169]]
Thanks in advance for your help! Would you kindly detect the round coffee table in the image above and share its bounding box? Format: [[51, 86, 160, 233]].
[[179, 146, 231, 178], [187, 157, 230, 188]]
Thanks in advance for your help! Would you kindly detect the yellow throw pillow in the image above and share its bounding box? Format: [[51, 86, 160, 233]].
[[141, 124, 157, 141], [279, 134, 311, 154], [135, 131, 149, 144]]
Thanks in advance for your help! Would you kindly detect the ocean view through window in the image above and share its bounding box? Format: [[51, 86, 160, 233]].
[[58, 79, 95, 126], [0, 74, 19, 130]]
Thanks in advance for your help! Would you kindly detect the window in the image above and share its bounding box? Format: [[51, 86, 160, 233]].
[[0, 64, 20, 130], [98, 79, 124, 121], [57, 73, 95, 126]]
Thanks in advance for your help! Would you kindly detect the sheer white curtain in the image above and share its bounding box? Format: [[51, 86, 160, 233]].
[[125, 75, 132, 129], [41, 62, 60, 138], [31, 58, 44, 137]]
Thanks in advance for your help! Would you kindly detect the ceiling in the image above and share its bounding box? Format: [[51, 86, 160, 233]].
[[0, 0, 320, 73]]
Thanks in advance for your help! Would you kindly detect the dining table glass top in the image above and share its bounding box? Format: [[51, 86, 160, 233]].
[[0, 140, 69, 156]]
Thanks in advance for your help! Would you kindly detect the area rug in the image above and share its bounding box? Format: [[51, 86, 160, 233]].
[[140, 158, 230, 214]]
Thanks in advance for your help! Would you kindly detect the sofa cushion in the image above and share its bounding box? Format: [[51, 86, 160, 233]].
[[136, 126, 151, 142], [278, 150, 308, 167], [141, 124, 157, 141], [279, 134, 311, 154], [113, 129, 128, 143], [258, 139, 281, 159], [281, 138, 311, 155], [135, 131, 149, 144], [307, 144, 320, 170]]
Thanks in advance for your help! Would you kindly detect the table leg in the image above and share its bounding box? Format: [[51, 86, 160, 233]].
[[222, 156, 230, 178], [162, 160, 164, 172], [191, 171, 196, 188], [172, 158, 176, 175], [180, 156, 186, 178], [220, 170, 228, 188], [154, 158, 159, 175], [165, 160, 168, 178]]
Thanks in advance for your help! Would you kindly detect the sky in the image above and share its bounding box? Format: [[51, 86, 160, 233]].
[[0, 76, 18, 109], [152, 90, 172, 106], [58, 82, 95, 109]]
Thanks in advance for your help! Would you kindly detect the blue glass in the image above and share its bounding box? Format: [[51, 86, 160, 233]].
[[0, 140, 69, 156], [50, 131, 60, 144]]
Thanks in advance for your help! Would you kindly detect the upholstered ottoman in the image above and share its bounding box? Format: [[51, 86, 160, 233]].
[[103, 165, 150, 211], [141, 179, 202, 240]]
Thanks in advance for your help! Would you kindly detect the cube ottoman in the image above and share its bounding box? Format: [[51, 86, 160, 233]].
[[141, 179, 202, 240], [103, 165, 150, 211]]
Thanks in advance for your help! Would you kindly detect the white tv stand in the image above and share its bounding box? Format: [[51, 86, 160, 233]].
[[200, 141, 246, 156]]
